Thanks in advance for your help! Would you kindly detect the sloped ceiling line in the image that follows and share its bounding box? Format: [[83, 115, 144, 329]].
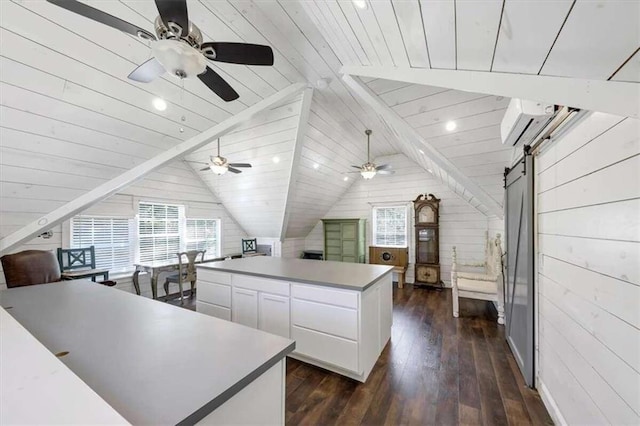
[[341, 74, 504, 219], [0, 83, 307, 255], [341, 65, 639, 119], [280, 87, 314, 241]]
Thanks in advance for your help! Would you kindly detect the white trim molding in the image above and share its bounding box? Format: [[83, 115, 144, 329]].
[[280, 87, 314, 242], [341, 65, 639, 119]]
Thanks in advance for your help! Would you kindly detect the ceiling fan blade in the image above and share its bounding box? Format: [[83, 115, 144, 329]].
[[377, 170, 396, 175], [200, 166, 211, 171], [227, 167, 242, 174], [47, 0, 156, 40], [154, 0, 189, 36], [128, 58, 166, 83], [198, 66, 239, 102], [351, 165, 362, 169], [228, 163, 252, 168], [201, 42, 274, 66], [376, 164, 392, 171]]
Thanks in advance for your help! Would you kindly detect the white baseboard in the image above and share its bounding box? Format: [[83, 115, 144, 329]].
[[538, 379, 567, 426]]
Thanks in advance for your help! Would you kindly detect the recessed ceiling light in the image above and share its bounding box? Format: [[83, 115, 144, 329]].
[[272, 156, 280, 164], [343, 176, 349, 181], [445, 120, 456, 131], [353, 0, 367, 9], [419, 149, 425, 155], [313, 163, 319, 170], [152, 98, 167, 111]]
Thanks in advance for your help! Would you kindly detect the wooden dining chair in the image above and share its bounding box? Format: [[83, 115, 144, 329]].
[[1, 250, 63, 288], [163, 250, 206, 304]]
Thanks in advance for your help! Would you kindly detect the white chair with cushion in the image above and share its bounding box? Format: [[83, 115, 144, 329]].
[[451, 233, 505, 324]]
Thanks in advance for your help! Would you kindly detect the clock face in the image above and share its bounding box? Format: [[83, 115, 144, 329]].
[[418, 205, 435, 223]]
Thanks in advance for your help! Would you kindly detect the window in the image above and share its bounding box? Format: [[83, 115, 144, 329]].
[[186, 219, 220, 258], [71, 216, 134, 274], [138, 202, 182, 263], [372, 206, 408, 247]]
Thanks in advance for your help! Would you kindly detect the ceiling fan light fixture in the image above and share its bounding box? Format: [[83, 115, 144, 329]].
[[210, 163, 228, 175], [445, 120, 457, 132], [361, 170, 376, 179], [152, 97, 167, 111], [313, 163, 320, 170], [151, 39, 206, 79]]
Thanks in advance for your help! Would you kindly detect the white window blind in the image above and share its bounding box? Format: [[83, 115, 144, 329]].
[[186, 219, 220, 258], [71, 216, 134, 274], [138, 203, 182, 263], [373, 206, 408, 247]]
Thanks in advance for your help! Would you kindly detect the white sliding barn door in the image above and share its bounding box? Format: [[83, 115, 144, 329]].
[[504, 152, 535, 387]]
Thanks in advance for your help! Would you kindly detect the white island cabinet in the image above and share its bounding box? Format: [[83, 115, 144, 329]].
[[197, 257, 393, 382]]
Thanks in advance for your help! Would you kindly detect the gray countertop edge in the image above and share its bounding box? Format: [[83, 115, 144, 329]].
[[198, 265, 394, 291], [178, 340, 296, 425]]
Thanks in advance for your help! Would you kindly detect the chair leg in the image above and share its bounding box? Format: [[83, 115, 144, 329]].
[[178, 280, 184, 305], [497, 298, 505, 325], [452, 288, 459, 318], [163, 279, 170, 297], [451, 273, 459, 318], [190, 280, 196, 297]]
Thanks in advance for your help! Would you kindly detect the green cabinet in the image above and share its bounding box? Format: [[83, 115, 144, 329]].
[[322, 219, 366, 263]]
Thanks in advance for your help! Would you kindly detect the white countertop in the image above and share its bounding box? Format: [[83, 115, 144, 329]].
[[0, 281, 294, 425], [199, 257, 394, 291]]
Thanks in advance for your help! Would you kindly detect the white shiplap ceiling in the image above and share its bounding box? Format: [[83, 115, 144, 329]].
[[1, 0, 638, 241]]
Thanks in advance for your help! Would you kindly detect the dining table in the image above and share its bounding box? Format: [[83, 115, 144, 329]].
[[132, 253, 250, 299]]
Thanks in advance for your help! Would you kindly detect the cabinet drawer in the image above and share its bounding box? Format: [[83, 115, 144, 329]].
[[196, 301, 231, 321], [292, 284, 358, 309], [198, 281, 231, 308], [292, 299, 357, 340], [197, 269, 231, 285], [233, 274, 289, 296], [292, 326, 358, 373]]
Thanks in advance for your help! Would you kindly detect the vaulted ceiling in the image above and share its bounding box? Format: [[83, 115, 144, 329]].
[[1, 0, 637, 243]]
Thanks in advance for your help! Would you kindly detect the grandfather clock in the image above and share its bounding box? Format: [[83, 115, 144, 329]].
[[414, 193, 442, 288]]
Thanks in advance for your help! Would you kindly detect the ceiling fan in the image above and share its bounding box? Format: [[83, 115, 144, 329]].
[[351, 130, 394, 180], [46, 0, 275, 102], [192, 139, 252, 175]]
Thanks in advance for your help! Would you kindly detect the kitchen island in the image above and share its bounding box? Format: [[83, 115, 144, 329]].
[[0, 281, 294, 425], [197, 257, 394, 382]]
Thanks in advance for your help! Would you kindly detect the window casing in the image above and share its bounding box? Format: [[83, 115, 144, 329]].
[[71, 216, 134, 274], [372, 206, 408, 247]]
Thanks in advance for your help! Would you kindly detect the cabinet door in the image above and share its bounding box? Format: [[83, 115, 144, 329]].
[[259, 293, 290, 338], [232, 288, 258, 328]]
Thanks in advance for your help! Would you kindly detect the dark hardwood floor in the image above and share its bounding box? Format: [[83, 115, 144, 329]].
[[171, 285, 552, 425]]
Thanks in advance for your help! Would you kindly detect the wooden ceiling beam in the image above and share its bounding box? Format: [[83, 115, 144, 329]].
[[280, 87, 314, 242], [0, 83, 307, 255], [341, 65, 639, 119], [342, 74, 504, 218]]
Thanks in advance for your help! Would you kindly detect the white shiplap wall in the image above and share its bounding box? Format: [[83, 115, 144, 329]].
[[281, 238, 305, 259], [305, 153, 491, 285], [535, 112, 640, 425]]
